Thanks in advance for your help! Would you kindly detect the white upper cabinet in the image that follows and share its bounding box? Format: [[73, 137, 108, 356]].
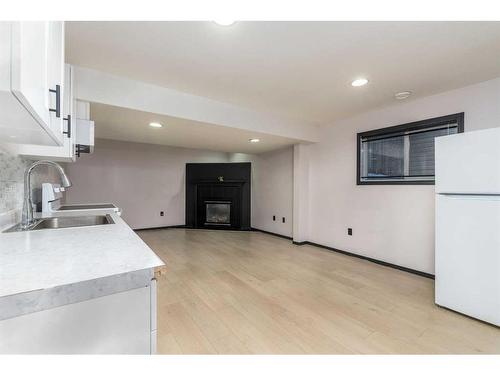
[[10, 22, 51, 134], [14, 64, 77, 162], [0, 21, 65, 146], [47, 21, 65, 145]]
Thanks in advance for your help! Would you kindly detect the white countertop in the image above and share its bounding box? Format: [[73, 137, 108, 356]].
[[0, 210, 165, 299]]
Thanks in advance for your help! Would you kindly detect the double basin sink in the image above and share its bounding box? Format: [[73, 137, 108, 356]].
[[3, 214, 114, 233]]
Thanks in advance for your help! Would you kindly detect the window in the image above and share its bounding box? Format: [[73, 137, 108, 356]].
[[357, 113, 464, 185]]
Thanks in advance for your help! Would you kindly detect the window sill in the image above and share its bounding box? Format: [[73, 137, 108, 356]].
[[357, 180, 435, 185]]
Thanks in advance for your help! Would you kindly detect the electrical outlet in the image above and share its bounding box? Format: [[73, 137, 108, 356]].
[[160, 211, 164, 217], [273, 215, 276, 221], [348, 228, 352, 236], [282, 217, 285, 223]]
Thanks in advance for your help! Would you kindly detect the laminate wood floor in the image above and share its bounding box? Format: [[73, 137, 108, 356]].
[[137, 229, 500, 354]]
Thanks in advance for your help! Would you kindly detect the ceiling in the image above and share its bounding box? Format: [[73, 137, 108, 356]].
[[67, 21, 500, 124], [90, 103, 297, 154]]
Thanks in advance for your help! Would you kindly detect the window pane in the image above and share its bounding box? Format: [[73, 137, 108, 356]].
[[409, 127, 457, 177], [358, 116, 461, 184], [363, 136, 405, 178]]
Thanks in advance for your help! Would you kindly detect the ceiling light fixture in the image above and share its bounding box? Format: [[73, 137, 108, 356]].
[[394, 91, 412, 100], [249, 138, 260, 143], [149, 122, 163, 128], [213, 20, 235, 26], [351, 78, 369, 87]]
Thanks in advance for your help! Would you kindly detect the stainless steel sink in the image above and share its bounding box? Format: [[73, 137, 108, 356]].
[[3, 215, 114, 233]]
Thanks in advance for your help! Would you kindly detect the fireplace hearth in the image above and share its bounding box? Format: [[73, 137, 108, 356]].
[[185, 163, 251, 230]]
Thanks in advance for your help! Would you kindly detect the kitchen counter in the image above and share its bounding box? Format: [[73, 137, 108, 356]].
[[0, 209, 164, 299], [0, 208, 164, 353]]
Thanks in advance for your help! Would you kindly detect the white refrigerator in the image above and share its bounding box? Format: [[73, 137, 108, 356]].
[[435, 126, 500, 326]]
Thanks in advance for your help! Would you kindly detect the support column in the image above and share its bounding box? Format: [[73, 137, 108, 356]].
[[293, 143, 310, 244]]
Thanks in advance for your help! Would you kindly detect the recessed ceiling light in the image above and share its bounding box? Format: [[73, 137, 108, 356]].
[[394, 91, 412, 100], [249, 138, 260, 143], [351, 78, 369, 87], [149, 122, 163, 128], [213, 20, 235, 26]]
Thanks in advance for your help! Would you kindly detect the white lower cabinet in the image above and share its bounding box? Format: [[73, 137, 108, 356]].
[[0, 286, 154, 354], [150, 278, 158, 354]]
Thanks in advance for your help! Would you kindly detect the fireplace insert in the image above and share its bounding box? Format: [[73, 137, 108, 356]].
[[205, 201, 231, 226]]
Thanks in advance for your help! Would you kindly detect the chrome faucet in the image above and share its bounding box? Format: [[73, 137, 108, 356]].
[[21, 161, 72, 230]]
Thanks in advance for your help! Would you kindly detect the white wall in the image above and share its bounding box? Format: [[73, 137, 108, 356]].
[[305, 78, 500, 274], [230, 147, 294, 237], [65, 139, 228, 229]]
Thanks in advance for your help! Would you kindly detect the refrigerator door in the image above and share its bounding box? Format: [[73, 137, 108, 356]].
[[435, 194, 500, 326], [435, 127, 500, 195]]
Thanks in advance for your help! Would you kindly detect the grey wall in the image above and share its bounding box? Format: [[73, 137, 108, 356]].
[[229, 147, 294, 237], [305, 77, 500, 274], [64, 139, 295, 234], [65, 139, 229, 229]]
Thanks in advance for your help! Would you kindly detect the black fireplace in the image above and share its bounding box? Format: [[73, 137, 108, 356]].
[[185, 163, 251, 230]]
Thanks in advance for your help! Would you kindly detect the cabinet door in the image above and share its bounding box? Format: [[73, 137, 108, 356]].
[[14, 64, 76, 161], [63, 63, 77, 161], [47, 21, 65, 145], [10, 21, 64, 146], [10, 22, 51, 135], [0, 287, 152, 354]]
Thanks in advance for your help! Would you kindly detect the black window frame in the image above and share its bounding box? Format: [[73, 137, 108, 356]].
[[356, 112, 464, 185]]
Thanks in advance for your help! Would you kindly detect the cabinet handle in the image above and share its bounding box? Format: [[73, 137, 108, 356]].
[[63, 115, 71, 138], [75, 144, 90, 158], [49, 85, 61, 118]]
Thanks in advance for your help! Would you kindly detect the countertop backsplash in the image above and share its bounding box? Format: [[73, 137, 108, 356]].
[[0, 146, 62, 229]]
